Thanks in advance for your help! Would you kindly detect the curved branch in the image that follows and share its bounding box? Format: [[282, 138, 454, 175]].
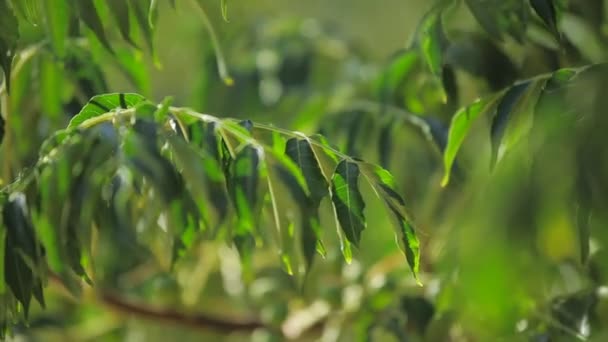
[[99, 291, 267, 333]]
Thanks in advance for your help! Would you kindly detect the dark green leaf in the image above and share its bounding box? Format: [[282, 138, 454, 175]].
[[227, 145, 260, 235], [68, 93, 147, 128], [107, 0, 137, 47], [124, 119, 184, 203], [359, 163, 421, 281], [490, 82, 531, 167], [73, 0, 114, 52], [331, 160, 366, 247], [0, 0, 19, 92], [2, 194, 44, 317], [530, 0, 560, 40], [285, 138, 328, 206], [43, 0, 70, 58]]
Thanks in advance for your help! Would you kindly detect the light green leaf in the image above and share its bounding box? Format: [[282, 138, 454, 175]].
[[68, 93, 147, 128], [43, 0, 70, 58], [442, 96, 499, 186], [221, 0, 229, 22]]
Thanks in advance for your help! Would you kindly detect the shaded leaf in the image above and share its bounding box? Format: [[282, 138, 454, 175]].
[[359, 163, 420, 281], [73, 0, 114, 52], [227, 145, 260, 235], [68, 93, 147, 128], [331, 160, 366, 247], [530, 0, 560, 40], [107, 0, 137, 47], [2, 194, 44, 317], [490, 82, 531, 167], [0, 0, 19, 92]]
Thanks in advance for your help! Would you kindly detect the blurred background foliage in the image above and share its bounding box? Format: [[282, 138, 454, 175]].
[[1, 0, 608, 341]]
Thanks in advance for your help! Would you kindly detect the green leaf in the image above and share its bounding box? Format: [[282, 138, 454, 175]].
[[73, 0, 114, 53], [359, 163, 421, 282], [43, 0, 70, 58], [2, 194, 45, 317], [0, 112, 4, 147], [530, 0, 560, 40], [107, 0, 137, 47], [39, 55, 65, 119], [441, 97, 498, 186], [283, 138, 330, 268], [227, 145, 261, 235], [149, 0, 159, 27], [419, 10, 447, 77], [0, 0, 19, 92], [376, 50, 419, 104], [331, 160, 366, 247], [9, 0, 40, 25], [490, 82, 531, 167], [129, 0, 156, 58], [220, 0, 229, 22], [124, 119, 184, 203], [285, 138, 329, 206], [68, 93, 147, 128]]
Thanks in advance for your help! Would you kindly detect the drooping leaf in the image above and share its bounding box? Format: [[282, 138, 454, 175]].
[[68, 93, 147, 128], [442, 97, 498, 186], [124, 119, 184, 203], [227, 145, 261, 235], [530, 0, 560, 40], [2, 194, 45, 317], [331, 160, 366, 247], [285, 138, 328, 206], [107, 0, 137, 47], [284, 138, 329, 268], [0, 0, 19, 92], [359, 163, 421, 281], [73, 0, 114, 52]]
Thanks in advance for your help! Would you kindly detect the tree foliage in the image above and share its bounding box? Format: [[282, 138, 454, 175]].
[[0, 0, 608, 340]]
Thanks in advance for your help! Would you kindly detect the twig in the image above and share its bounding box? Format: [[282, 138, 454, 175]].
[[99, 291, 266, 333]]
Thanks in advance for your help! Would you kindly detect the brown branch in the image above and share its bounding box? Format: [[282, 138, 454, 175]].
[[99, 291, 267, 333]]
